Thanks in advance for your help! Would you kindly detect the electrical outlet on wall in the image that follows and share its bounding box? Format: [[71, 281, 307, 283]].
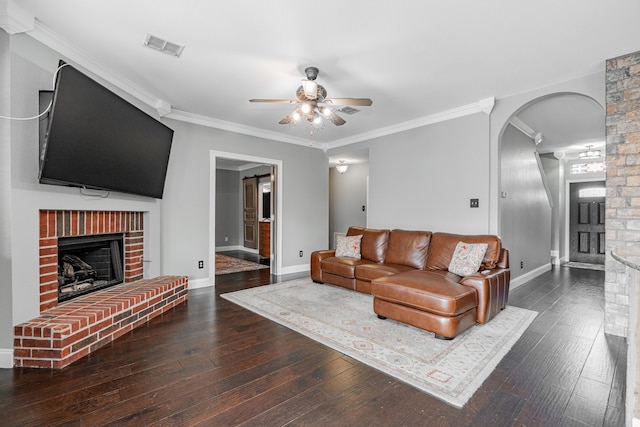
[[198, 260, 204, 269], [299, 250, 303, 257]]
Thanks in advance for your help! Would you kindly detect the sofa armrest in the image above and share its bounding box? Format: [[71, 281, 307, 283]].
[[497, 248, 509, 269], [460, 267, 511, 324], [310, 249, 336, 282]]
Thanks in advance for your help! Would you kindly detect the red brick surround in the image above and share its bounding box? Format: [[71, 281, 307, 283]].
[[14, 275, 188, 368], [39, 210, 144, 313]]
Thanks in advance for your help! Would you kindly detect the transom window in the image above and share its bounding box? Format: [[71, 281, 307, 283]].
[[571, 161, 606, 175], [578, 187, 606, 198]]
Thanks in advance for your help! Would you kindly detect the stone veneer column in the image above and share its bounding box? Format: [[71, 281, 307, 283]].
[[605, 50, 640, 336]]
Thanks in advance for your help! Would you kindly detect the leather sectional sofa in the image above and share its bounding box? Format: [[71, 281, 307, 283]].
[[310, 226, 511, 339]]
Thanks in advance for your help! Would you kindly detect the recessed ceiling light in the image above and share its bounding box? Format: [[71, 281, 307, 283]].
[[143, 33, 185, 58]]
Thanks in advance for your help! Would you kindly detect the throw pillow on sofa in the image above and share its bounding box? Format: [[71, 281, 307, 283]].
[[335, 234, 363, 259], [448, 242, 488, 276]]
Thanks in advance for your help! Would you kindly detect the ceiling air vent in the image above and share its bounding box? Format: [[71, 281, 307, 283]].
[[339, 106, 360, 115], [143, 33, 185, 58]]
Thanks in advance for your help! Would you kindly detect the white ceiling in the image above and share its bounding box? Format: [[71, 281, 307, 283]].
[[8, 0, 640, 161]]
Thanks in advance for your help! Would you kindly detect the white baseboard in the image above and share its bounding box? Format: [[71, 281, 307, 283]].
[[215, 245, 259, 255], [510, 263, 552, 290], [215, 245, 245, 252], [0, 348, 13, 369], [189, 277, 213, 289], [281, 264, 310, 275]]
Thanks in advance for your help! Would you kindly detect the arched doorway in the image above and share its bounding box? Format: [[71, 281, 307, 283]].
[[498, 93, 605, 283]]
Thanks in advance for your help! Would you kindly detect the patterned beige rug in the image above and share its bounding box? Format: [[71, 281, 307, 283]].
[[222, 278, 537, 408], [215, 253, 269, 275]]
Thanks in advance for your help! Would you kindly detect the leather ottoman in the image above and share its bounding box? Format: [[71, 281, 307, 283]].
[[371, 270, 478, 339]]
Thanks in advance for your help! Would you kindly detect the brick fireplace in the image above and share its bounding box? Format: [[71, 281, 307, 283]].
[[14, 210, 188, 368], [38, 210, 144, 313]]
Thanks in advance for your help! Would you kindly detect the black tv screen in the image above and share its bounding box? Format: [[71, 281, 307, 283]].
[[39, 62, 174, 199]]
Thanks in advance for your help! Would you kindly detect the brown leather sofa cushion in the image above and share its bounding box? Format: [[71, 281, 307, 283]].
[[322, 257, 372, 278], [355, 263, 415, 281], [347, 226, 390, 263], [384, 229, 432, 269], [371, 270, 478, 317], [425, 232, 502, 271]]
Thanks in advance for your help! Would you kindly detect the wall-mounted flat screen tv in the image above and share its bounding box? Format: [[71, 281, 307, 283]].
[[39, 62, 174, 199]]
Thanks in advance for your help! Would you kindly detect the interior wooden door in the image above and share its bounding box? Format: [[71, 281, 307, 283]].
[[569, 181, 605, 264], [243, 177, 258, 249]]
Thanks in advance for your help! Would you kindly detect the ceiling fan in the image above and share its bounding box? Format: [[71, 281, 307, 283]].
[[249, 66, 373, 127]]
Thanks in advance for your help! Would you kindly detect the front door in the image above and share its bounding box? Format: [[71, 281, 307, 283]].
[[569, 181, 605, 264]]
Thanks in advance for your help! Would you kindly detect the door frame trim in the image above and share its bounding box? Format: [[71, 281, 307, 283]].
[[209, 151, 283, 287]]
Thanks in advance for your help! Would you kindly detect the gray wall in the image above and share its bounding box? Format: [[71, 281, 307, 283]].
[[161, 119, 328, 280], [499, 124, 552, 278], [0, 31, 13, 351], [215, 168, 240, 248], [330, 113, 491, 234], [329, 162, 368, 248]]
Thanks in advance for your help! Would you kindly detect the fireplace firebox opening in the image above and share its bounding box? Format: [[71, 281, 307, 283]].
[[57, 233, 124, 302]]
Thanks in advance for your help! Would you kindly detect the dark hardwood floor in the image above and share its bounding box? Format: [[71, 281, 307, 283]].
[[0, 265, 625, 426]]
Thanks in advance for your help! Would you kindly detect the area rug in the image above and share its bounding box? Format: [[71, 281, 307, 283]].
[[221, 278, 537, 408], [562, 261, 605, 271], [215, 253, 269, 275]]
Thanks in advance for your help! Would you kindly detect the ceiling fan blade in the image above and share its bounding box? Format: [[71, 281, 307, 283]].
[[327, 111, 346, 126], [250, 99, 298, 104], [324, 98, 373, 106], [279, 113, 295, 125]]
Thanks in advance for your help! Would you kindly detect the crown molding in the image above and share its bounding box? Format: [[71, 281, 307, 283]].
[[0, 0, 34, 34], [24, 21, 497, 152], [166, 109, 311, 146], [27, 21, 162, 111], [509, 116, 536, 139], [324, 97, 495, 150]]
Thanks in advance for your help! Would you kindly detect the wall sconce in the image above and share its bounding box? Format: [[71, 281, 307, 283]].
[[336, 160, 349, 174]]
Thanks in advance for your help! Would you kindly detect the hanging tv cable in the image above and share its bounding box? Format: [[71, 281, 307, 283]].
[[0, 63, 70, 121]]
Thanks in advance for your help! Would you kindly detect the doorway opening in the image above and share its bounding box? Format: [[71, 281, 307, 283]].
[[209, 151, 282, 287]]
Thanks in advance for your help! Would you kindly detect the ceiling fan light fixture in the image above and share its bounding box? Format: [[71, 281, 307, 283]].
[[578, 145, 602, 159], [302, 79, 318, 99], [249, 66, 371, 130], [336, 160, 349, 174]]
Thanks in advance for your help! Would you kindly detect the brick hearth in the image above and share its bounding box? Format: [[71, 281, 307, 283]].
[[14, 275, 188, 368]]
